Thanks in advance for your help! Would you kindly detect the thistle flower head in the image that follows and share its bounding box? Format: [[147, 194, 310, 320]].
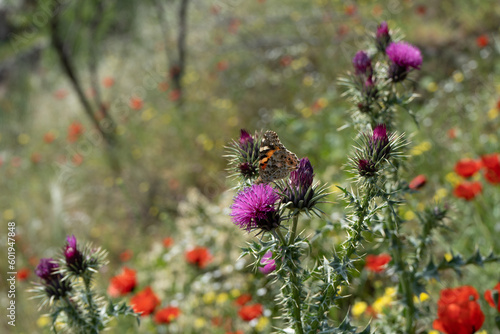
[[352, 51, 372, 76], [35, 258, 71, 299], [64, 235, 84, 272], [230, 184, 281, 233], [357, 159, 377, 177], [371, 124, 391, 159], [386, 42, 422, 81], [259, 251, 276, 274], [280, 158, 330, 215], [225, 129, 262, 181], [376, 21, 391, 52], [239, 129, 254, 149], [35, 258, 59, 282], [290, 158, 314, 190]]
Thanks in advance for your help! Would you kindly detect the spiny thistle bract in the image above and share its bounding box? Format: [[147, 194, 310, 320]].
[[224, 129, 263, 186]]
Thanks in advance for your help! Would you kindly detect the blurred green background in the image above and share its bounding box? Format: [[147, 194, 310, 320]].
[[1, 0, 499, 332]]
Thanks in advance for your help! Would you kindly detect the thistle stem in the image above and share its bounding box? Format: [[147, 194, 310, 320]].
[[388, 211, 415, 334], [289, 214, 299, 245], [275, 228, 287, 246], [83, 276, 100, 333]]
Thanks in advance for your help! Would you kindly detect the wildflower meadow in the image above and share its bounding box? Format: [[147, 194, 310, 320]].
[[1, 1, 500, 333]]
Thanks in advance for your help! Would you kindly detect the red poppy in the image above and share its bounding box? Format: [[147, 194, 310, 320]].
[[484, 168, 500, 184], [476, 35, 489, 48], [108, 267, 137, 297], [226, 331, 244, 334], [454, 158, 481, 178], [44, 132, 55, 143], [480, 153, 500, 184], [238, 303, 263, 321], [235, 293, 252, 307], [217, 60, 229, 72], [433, 286, 484, 334], [409, 174, 427, 190], [31, 152, 42, 164], [17, 268, 30, 281], [415, 5, 427, 15], [280, 55, 293, 67], [154, 306, 181, 324], [186, 247, 212, 268], [344, 4, 356, 16], [169, 89, 181, 101], [130, 286, 160, 316], [484, 282, 500, 312], [120, 249, 133, 262], [447, 128, 456, 139], [129, 97, 143, 110], [102, 77, 115, 88], [67, 122, 84, 143], [481, 153, 500, 170], [365, 253, 391, 273], [453, 181, 482, 200], [162, 237, 174, 248]]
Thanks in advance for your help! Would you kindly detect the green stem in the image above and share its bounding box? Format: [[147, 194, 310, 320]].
[[310, 191, 371, 331], [388, 212, 415, 334], [62, 296, 93, 332], [289, 214, 299, 245], [286, 252, 304, 334], [274, 228, 287, 246], [84, 276, 100, 333]]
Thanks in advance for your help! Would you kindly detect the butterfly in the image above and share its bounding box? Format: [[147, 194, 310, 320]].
[[255, 130, 299, 184]]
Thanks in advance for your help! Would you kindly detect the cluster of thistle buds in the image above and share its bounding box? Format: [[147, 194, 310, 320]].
[[31, 235, 137, 333], [226, 130, 330, 236], [352, 21, 422, 115]]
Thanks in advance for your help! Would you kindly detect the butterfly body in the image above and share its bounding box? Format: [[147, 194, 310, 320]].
[[256, 131, 299, 184]]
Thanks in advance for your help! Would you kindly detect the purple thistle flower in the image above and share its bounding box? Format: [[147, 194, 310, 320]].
[[357, 159, 377, 177], [259, 251, 276, 274], [284, 157, 319, 210], [352, 51, 372, 76], [239, 129, 254, 149], [35, 258, 71, 298], [371, 124, 391, 159], [35, 258, 59, 282], [290, 158, 314, 191], [64, 235, 84, 272], [376, 21, 391, 52], [376, 22, 389, 39], [386, 42, 422, 82], [230, 184, 281, 232]]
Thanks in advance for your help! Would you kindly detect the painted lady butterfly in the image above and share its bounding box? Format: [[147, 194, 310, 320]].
[[255, 130, 299, 184]]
